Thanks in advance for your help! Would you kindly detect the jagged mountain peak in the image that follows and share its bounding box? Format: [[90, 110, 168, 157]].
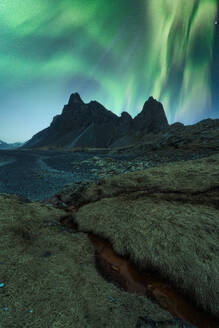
[[22, 92, 169, 149], [143, 96, 163, 109], [68, 92, 84, 105]]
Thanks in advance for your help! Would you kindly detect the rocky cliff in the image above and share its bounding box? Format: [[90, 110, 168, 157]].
[[22, 93, 169, 149]]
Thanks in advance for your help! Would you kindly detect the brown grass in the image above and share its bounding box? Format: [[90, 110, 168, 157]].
[[73, 153, 219, 321], [0, 195, 177, 327], [0, 153, 219, 327]]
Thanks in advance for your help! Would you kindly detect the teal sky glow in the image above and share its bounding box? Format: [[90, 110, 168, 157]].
[[0, 0, 218, 143]]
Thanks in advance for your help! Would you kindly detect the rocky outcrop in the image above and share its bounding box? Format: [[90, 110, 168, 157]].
[[109, 118, 219, 159], [132, 96, 168, 134], [1, 153, 219, 327], [22, 93, 169, 150]]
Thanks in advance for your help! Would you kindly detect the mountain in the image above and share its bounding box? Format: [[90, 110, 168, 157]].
[[0, 140, 24, 150], [22, 93, 169, 150]]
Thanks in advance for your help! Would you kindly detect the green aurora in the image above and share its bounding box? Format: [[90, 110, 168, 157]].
[[0, 0, 218, 142]]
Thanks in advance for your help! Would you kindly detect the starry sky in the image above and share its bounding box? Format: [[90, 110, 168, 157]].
[[0, 0, 218, 143]]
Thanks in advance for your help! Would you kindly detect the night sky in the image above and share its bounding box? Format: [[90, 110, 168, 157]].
[[0, 0, 218, 143]]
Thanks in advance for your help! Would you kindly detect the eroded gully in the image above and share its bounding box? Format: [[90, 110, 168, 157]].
[[59, 209, 219, 328]]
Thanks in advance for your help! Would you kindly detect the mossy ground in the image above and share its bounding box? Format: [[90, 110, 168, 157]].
[[0, 153, 219, 327]]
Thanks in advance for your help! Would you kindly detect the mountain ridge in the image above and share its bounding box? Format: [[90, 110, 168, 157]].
[[22, 93, 169, 150], [0, 140, 23, 150]]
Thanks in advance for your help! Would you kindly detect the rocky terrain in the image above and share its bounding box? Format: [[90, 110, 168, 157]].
[[119, 117, 219, 159], [67, 117, 219, 175], [1, 116, 218, 203]]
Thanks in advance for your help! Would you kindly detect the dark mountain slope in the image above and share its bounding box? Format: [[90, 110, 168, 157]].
[[22, 93, 169, 149]]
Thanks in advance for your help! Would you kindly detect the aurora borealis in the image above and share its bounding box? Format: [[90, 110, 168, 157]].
[[0, 0, 218, 143]]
